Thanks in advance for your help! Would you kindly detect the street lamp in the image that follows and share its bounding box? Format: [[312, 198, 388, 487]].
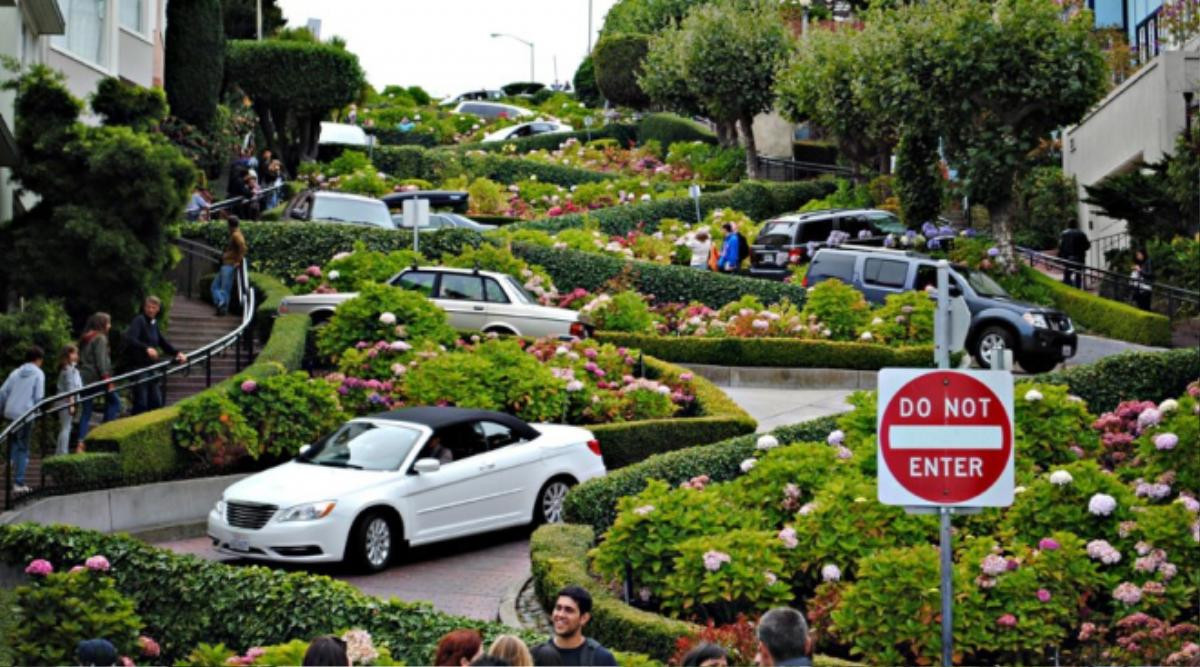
[[491, 32, 535, 82]]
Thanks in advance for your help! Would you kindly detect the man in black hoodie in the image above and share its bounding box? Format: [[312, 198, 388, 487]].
[[127, 296, 186, 414]]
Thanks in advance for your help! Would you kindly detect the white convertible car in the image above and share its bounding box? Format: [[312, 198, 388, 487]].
[[207, 407, 606, 572]]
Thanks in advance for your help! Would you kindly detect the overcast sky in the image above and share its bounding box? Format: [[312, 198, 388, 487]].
[[277, 0, 621, 99]]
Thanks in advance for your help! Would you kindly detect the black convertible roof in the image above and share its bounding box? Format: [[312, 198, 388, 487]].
[[368, 406, 540, 439]]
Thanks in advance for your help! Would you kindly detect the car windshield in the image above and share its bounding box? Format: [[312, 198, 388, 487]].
[[955, 266, 1009, 298], [311, 197, 393, 229], [503, 275, 536, 304], [756, 220, 798, 245], [299, 421, 422, 471]]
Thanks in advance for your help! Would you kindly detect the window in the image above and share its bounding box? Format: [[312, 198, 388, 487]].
[[838, 216, 870, 236], [757, 220, 800, 245], [484, 278, 509, 303], [809, 252, 856, 283], [798, 219, 834, 243], [503, 275, 536, 304], [300, 422, 421, 471], [310, 196, 393, 229], [867, 212, 905, 234], [393, 271, 435, 296], [476, 420, 522, 450], [915, 265, 938, 292], [54, 0, 108, 67], [863, 258, 908, 288], [120, 0, 143, 33], [437, 274, 484, 301]]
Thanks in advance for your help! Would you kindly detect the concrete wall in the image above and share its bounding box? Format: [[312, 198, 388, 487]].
[[750, 110, 796, 159], [118, 27, 156, 87], [0, 474, 249, 534]]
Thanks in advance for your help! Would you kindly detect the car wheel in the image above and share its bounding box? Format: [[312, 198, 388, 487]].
[[973, 326, 1015, 369], [534, 478, 573, 525], [350, 511, 395, 573], [1019, 356, 1059, 374]]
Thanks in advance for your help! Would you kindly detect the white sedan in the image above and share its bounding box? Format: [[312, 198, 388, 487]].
[[482, 120, 574, 143], [207, 407, 606, 572]]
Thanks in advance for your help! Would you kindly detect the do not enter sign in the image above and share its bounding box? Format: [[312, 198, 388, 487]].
[[877, 369, 1014, 507]]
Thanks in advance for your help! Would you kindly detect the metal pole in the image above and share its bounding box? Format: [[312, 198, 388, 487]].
[[530, 43, 535, 82], [935, 261, 951, 369], [256, 0, 262, 40], [587, 0, 593, 54], [940, 506, 953, 667]]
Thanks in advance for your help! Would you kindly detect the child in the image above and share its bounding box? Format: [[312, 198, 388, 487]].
[[0, 346, 46, 493], [56, 344, 82, 456]]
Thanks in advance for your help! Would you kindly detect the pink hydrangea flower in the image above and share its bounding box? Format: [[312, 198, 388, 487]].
[[798, 502, 817, 516], [85, 555, 110, 571], [980, 554, 1008, 576], [1113, 582, 1143, 605], [633, 505, 654, 516], [1086, 539, 1122, 564], [679, 372, 693, 382], [24, 559, 53, 576], [1038, 537, 1061, 551], [996, 614, 1018, 628], [1137, 407, 1161, 432], [1036, 589, 1052, 602], [702, 550, 731, 572], [1088, 493, 1117, 516], [138, 636, 161, 658], [240, 379, 257, 393], [764, 571, 778, 586], [836, 446, 853, 460], [70, 565, 85, 574], [1178, 495, 1200, 512], [305, 265, 322, 278], [778, 526, 799, 549], [821, 564, 841, 582], [1154, 433, 1179, 450], [827, 430, 845, 446]]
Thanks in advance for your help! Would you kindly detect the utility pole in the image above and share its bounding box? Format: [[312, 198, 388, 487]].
[[256, 0, 262, 39], [587, 0, 594, 54]]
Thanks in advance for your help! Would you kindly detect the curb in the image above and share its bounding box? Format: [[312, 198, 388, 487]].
[[680, 363, 879, 389], [498, 575, 531, 628]]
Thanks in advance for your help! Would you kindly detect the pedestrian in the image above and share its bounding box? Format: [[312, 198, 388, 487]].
[[263, 159, 286, 209], [687, 231, 712, 270], [435, 630, 484, 667], [211, 216, 247, 316], [239, 170, 262, 220], [718, 223, 740, 273], [55, 344, 82, 456], [347, 103, 359, 125], [754, 607, 812, 667], [533, 586, 618, 666], [530, 644, 563, 667], [1057, 221, 1090, 288], [397, 117, 415, 133], [489, 635, 533, 667], [77, 312, 120, 443], [0, 346, 45, 494], [302, 636, 350, 666], [682, 643, 729, 667], [1132, 247, 1154, 311], [125, 296, 186, 415], [75, 638, 119, 666], [186, 177, 213, 222]]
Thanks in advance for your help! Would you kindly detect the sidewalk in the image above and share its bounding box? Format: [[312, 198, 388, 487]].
[[725, 387, 853, 432]]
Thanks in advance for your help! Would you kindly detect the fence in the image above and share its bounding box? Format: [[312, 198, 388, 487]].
[[200, 184, 286, 220], [754, 155, 854, 182], [1019, 246, 1200, 319]]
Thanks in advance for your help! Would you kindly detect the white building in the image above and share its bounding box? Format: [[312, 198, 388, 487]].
[[1062, 41, 1200, 265], [1, 0, 165, 222]]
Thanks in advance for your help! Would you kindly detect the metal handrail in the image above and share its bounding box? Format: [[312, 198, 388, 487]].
[[2, 240, 258, 509], [755, 155, 854, 181], [1087, 231, 1131, 270], [205, 184, 285, 217]]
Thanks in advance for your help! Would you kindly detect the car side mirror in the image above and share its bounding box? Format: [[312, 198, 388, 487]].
[[413, 458, 441, 474], [298, 444, 311, 457], [949, 284, 963, 298]]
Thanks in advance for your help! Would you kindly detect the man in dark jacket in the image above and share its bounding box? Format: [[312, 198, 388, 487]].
[[1058, 221, 1090, 289], [127, 296, 186, 414], [756, 607, 813, 666]]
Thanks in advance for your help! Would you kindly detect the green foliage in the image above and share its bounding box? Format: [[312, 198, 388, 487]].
[[663, 529, 793, 623], [316, 284, 456, 360], [858, 290, 934, 346], [1012, 381, 1097, 476], [467, 177, 508, 215], [462, 151, 616, 186], [594, 332, 938, 369], [1012, 166, 1076, 250], [0, 297, 72, 379], [9, 565, 142, 666], [456, 123, 639, 154], [665, 141, 745, 182], [1034, 349, 1200, 414], [90, 78, 168, 132], [585, 291, 658, 333], [727, 443, 841, 528], [1, 67, 195, 323], [594, 34, 653, 108], [232, 369, 345, 459], [222, 0, 284, 39], [165, 0, 224, 129], [1001, 460, 1137, 548], [893, 126, 943, 226], [41, 452, 123, 487], [801, 279, 871, 340], [573, 55, 603, 108], [1134, 392, 1200, 494], [173, 391, 258, 467], [1025, 269, 1171, 347], [636, 113, 717, 146]]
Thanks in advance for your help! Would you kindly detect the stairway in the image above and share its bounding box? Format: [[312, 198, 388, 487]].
[[161, 294, 248, 406]]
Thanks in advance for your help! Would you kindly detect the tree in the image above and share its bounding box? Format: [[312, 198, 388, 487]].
[[639, 1, 791, 177], [572, 55, 603, 108], [222, 0, 284, 39], [601, 0, 708, 35], [225, 38, 365, 173], [0, 68, 195, 322], [592, 33, 653, 109], [164, 0, 225, 129], [893, 126, 943, 227]]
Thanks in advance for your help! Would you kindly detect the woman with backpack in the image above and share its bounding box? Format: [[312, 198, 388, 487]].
[[77, 312, 120, 444]]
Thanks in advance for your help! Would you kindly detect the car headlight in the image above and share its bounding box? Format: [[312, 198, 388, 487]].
[[213, 499, 226, 518], [1022, 312, 1049, 329], [278, 501, 337, 522]]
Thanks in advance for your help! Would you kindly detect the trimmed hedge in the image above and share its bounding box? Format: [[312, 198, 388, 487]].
[[510, 179, 837, 235], [592, 356, 755, 469], [0, 523, 528, 665], [1026, 269, 1172, 347], [637, 113, 718, 146], [373, 145, 460, 182], [460, 152, 616, 187], [792, 140, 839, 165], [595, 332, 938, 369], [513, 242, 810, 308], [593, 34, 652, 109], [1035, 347, 1200, 413], [41, 452, 122, 487], [453, 123, 639, 154], [564, 416, 840, 535]]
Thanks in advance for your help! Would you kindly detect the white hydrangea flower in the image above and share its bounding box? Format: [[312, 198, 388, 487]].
[[1049, 470, 1073, 486]]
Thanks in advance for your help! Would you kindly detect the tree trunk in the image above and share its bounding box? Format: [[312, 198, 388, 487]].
[[740, 114, 759, 180], [988, 198, 1019, 273], [716, 120, 737, 148]]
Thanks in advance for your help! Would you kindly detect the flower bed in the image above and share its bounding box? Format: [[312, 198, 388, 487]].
[[546, 377, 1200, 665], [594, 332, 937, 370], [1034, 348, 1200, 413]]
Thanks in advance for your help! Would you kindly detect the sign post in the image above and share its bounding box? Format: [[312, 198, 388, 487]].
[[402, 198, 430, 254], [688, 183, 702, 223]]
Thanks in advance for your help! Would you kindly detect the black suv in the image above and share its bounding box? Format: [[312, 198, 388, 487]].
[[749, 209, 905, 279], [805, 246, 1077, 374]]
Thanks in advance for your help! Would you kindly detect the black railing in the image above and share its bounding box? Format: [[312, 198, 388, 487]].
[[754, 156, 854, 181], [2, 240, 258, 510], [1018, 246, 1200, 320], [202, 184, 285, 219], [1088, 231, 1131, 271]]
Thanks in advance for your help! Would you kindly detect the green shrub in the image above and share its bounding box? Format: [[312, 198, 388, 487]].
[[1034, 348, 1200, 413], [594, 333, 937, 369], [665, 141, 745, 182], [0, 523, 526, 665], [1133, 391, 1200, 496], [1012, 166, 1076, 250], [662, 529, 793, 623], [461, 152, 616, 187], [41, 452, 123, 487], [574, 55, 603, 107], [9, 562, 143, 666], [1012, 381, 1097, 477], [0, 296, 73, 379], [593, 34, 652, 108], [163, 0, 223, 128], [585, 291, 658, 333], [1000, 460, 1138, 549], [232, 369, 345, 459], [792, 141, 839, 164], [802, 279, 871, 340], [373, 145, 462, 181], [727, 443, 842, 527], [859, 290, 934, 345], [637, 113, 717, 146], [316, 284, 457, 360], [84, 407, 181, 480], [172, 391, 258, 467], [1026, 269, 1171, 346], [467, 177, 509, 215]]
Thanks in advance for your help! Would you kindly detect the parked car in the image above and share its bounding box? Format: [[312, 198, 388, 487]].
[[392, 212, 497, 232], [207, 407, 606, 571], [283, 190, 394, 230], [381, 190, 469, 214], [278, 266, 591, 339], [482, 120, 574, 143], [805, 246, 1077, 373], [441, 89, 505, 105], [318, 122, 373, 162], [749, 208, 903, 279], [452, 101, 534, 120]]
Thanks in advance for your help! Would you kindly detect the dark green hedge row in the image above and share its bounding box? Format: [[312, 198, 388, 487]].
[[793, 140, 840, 165], [636, 113, 718, 146], [461, 152, 616, 187], [454, 123, 639, 154], [510, 179, 837, 235], [1035, 347, 1200, 413], [1027, 269, 1172, 347], [513, 242, 810, 309], [595, 332, 938, 369], [564, 415, 839, 535], [373, 145, 460, 182], [0, 523, 528, 665], [41, 452, 123, 487]]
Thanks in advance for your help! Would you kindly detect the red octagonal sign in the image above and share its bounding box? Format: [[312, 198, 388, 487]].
[[877, 369, 1014, 507]]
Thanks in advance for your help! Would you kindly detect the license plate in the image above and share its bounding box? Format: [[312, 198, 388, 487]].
[[231, 537, 250, 552], [776, 252, 789, 264], [1062, 345, 1074, 357]]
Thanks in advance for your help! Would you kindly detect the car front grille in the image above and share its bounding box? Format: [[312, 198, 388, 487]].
[[226, 501, 278, 530], [1047, 314, 1072, 332]]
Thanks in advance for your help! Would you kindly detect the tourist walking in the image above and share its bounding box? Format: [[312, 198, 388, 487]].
[[186, 178, 213, 222], [1132, 247, 1155, 311], [489, 635, 533, 666], [212, 216, 248, 316], [533, 586, 618, 666], [302, 636, 350, 666], [126, 296, 186, 415], [263, 159, 286, 209], [1, 346, 45, 493], [754, 607, 812, 666], [718, 224, 740, 273], [435, 630, 484, 666], [78, 312, 120, 443], [687, 231, 712, 270], [55, 344, 82, 456], [1057, 222, 1090, 288]]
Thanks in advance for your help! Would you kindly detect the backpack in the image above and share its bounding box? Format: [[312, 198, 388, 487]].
[[737, 233, 751, 264]]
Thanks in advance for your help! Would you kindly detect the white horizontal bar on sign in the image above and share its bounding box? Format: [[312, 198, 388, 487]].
[[888, 425, 1004, 450]]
